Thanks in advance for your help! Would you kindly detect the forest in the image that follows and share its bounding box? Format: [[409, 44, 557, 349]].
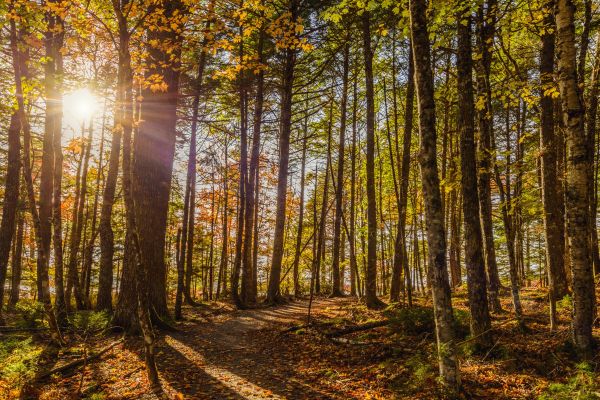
[[0, 0, 599, 398]]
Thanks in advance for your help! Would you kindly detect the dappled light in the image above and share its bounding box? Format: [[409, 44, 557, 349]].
[[1, 0, 599, 399]]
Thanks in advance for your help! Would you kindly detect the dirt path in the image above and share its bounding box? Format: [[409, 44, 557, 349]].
[[34, 297, 384, 400], [155, 298, 352, 400]]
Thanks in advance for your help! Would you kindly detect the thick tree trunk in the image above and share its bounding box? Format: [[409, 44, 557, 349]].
[[555, 0, 596, 358], [587, 33, 600, 277], [457, 11, 492, 348], [409, 0, 459, 389], [242, 31, 264, 305], [132, 2, 184, 320], [12, 6, 63, 344], [112, 231, 139, 333], [540, 3, 568, 329], [266, 0, 298, 303]]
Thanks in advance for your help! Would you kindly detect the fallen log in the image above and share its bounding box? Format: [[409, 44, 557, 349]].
[[325, 320, 389, 338], [0, 326, 50, 333], [36, 338, 124, 380]]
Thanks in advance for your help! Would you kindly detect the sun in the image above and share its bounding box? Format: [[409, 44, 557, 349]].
[[63, 88, 100, 128]]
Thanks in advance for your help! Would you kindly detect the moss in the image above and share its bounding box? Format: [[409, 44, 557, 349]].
[[538, 363, 599, 400]]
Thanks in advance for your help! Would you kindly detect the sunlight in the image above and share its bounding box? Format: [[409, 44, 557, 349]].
[[164, 336, 284, 399], [63, 88, 100, 128]]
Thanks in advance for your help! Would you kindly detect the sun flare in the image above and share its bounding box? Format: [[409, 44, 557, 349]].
[[63, 87, 100, 127]]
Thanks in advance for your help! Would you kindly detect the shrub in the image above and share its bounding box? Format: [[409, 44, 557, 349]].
[[386, 306, 469, 338], [538, 362, 599, 400], [13, 300, 45, 329], [0, 337, 43, 398], [68, 310, 110, 334]]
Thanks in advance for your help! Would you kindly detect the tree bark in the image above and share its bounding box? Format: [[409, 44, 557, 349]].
[[0, 112, 21, 322], [242, 30, 264, 305], [409, 0, 459, 389], [292, 117, 307, 298], [539, 2, 568, 329], [12, 3, 63, 344], [9, 205, 25, 308], [362, 11, 385, 309], [266, 0, 298, 303], [457, 10, 492, 348], [475, 0, 502, 313], [390, 43, 414, 304], [555, 0, 596, 358], [132, 0, 184, 320], [331, 42, 350, 297]]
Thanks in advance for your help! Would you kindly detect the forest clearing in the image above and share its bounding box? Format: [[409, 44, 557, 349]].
[[1, 0, 600, 398]]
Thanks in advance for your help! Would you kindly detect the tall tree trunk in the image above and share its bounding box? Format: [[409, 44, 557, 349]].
[[331, 42, 350, 297], [217, 142, 229, 299], [67, 123, 93, 310], [0, 112, 21, 323], [475, 0, 502, 313], [586, 33, 600, 276], [266, 0, 298, 303], [457, 10, 492, 348], [495, 107, 524, 321], [292, 121, 307, 298], [132, 1, 184, 320], [232, 19, 248, 308], [82, 111, 105, 309], [540, 3, 568, 328], [390, 43, 415, 304], [97, 90, 123, 311], [242, 30, 264, 305], [409, 0, 459, 389], [349, 75, 361, 297], [12, 3, 63, 344], [316, 100, 333, 295], [555, 0, 596, 358], [362, 11, 385, 309]]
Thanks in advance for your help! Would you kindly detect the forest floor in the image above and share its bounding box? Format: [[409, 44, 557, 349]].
[[6, 287, 600, 399]]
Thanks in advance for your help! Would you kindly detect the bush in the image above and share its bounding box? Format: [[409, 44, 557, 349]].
[[538, 362, 599, 400], [386, 306, 435, 336], [68, 310, 110, 333], [13, 300, 45, 329], [556, 295, 573, 313], [386, 306, 470, 338], [0, 337, 43, 398]]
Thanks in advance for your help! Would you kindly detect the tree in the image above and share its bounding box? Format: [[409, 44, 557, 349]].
[[362, 10, 385, 309], [539, 0, 568, 329], [331, 41, 349, 297], [456, 6, 492, 348], [554, 0, 596, 358], [132, 0, 186, 319], [409, 0, 459, 388], [266, 0, 300, 303]]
